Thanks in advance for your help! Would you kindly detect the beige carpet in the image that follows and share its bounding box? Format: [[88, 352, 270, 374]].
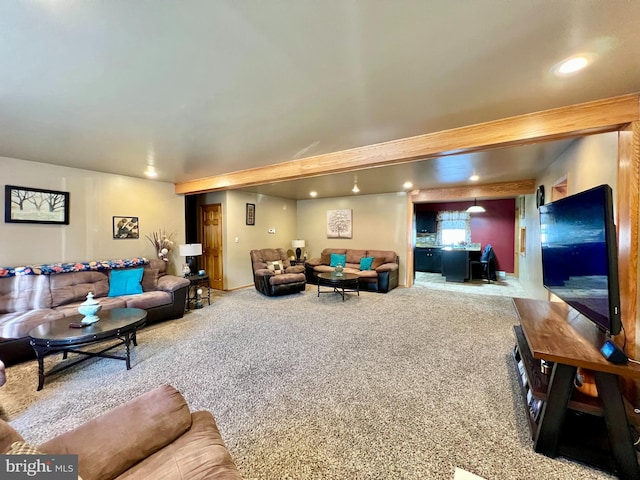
[[1, 284, 615, 479]]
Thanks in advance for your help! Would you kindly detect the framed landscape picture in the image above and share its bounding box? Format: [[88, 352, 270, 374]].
[[112, 216, 139, 239], [4, 185, 70, 225]]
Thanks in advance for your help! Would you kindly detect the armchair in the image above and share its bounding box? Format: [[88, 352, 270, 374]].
[[250, 248, 307, 296]]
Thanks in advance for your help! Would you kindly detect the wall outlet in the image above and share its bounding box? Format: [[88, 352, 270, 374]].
[[268, 228, 276, 234]]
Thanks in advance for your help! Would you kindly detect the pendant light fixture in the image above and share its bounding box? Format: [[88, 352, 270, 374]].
[[466, 198, 486, 213]]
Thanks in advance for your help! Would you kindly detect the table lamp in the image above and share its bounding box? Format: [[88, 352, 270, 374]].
[[292, 239, 305, 261], [179, 243, 203, 277]]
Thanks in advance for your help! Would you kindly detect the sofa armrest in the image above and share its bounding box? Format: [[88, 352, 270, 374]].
[[254, 268, 273, 277], [38, 384, 193, 480], [286, 265, 305, 274], [157, 275, 190, 293], [305, 257, 322, 267], [375, 263, 399, 273]]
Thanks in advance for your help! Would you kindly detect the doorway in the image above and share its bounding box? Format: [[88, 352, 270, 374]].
[[201, 203, 223, 290]]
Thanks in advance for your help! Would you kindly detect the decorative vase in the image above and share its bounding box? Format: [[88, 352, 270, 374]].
[[334, 263, 344, 277], [78, 292, 101, 325]]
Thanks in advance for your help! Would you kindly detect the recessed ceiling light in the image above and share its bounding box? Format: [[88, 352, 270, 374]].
[[552, 54, 594, 76], [469, 174, 479, 182], [144, 165, 158, 178], [309, 191, 317, 197], [403, 181, 413, 189]]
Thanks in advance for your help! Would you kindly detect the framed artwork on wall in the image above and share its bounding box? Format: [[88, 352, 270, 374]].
[[113, 216, 139, 239], [246, 203, 255, 225], [4, 185, 70, 225], [327, 209, 352, 238]]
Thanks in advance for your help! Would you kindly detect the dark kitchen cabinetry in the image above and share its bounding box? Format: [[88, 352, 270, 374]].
[[414, 247, 442, 273], [416, 211, 436, 233]]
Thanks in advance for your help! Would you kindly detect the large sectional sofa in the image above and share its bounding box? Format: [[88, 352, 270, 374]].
[[305, 248, 399, 293], [0, 257, 190, 365], [0, 384, 242, 479]]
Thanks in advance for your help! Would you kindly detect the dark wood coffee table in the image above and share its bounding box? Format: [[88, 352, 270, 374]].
[[29, 308, 147, 391], [317, 272, 360, 301]]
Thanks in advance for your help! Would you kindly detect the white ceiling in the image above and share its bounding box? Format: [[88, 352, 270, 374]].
[[1, 1, 639, 199]]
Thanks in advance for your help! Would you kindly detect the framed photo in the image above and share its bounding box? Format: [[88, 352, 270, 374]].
[[246, 203, 255, 225], [113, 216, 139, 239], [327, 209, 352, 238], [4, 185, 70, 225]]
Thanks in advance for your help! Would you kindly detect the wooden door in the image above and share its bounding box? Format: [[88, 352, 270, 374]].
[[201, 204, 223, 290]]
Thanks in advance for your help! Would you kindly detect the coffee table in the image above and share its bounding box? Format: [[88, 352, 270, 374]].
[[29, 308, 147, 391], [317, 272, 360, 301]]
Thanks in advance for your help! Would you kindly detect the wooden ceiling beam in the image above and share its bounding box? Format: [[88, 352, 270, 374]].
[[410, 179, 536, 203], [175, 93, 640, 195]]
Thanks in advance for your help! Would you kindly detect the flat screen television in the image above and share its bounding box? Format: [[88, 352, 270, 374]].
[[539, 184, 621, 336]]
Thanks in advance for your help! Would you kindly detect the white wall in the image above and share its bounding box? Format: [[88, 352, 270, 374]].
[[199, 190, 298, 290], [297, 192, 409, 286], [1, 156, 185, 274], [518, 132, 619, 299]]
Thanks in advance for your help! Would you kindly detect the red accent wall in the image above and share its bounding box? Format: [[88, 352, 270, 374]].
[[415, 199, 516, 273]]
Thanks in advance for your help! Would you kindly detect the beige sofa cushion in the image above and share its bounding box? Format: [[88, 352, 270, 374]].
[[366, 250, 397, 264], [115, 411, 241, 480], [39, 385, 193, 480], [50, 271, 110, 308], [346, 249, 366, 264], [0, 309, 64, 339], [0, 274, 52, 313]]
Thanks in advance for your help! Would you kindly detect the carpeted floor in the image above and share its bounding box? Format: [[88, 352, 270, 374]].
[[0, 284, 616, 479]]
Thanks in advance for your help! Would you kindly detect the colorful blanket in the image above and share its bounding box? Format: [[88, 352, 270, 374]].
[[0, 257, 149, 278]]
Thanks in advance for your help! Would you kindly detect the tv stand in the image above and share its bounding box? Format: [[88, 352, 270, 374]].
[[512, 297, 640, 479]]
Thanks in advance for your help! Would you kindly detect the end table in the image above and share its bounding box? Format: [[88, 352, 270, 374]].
[[185, 274, 211, 310]]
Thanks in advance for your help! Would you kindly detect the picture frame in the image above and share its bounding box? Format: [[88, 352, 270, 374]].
[[246, 203, 255, 225], [327, 209, 353, 238], [112, 216, 139, 239], [4, 185, 70, 225]]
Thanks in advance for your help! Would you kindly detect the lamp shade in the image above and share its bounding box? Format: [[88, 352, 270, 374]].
[[179, 243, 203, 256], [292, 239, 306, 248], [466, 199, 486, 213]]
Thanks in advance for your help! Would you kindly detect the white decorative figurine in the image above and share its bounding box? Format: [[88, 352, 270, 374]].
[[78, 292, 102, 325]]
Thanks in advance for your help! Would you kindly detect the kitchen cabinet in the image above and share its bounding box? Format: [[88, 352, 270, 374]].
[[414, 247, 442, 273], [416, 211, 436, 233]]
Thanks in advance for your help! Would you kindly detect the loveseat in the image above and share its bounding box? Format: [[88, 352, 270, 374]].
[[0, 384, 242, 479], [0, 257, 190, 365], [305, 248, 399, 293], [250, 248, 307, 296]]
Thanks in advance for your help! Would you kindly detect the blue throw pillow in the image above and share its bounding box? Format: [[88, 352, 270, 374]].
[[330, 253, 347, 267], [360, 256, 374, 270], [108, 268, 144, 297]]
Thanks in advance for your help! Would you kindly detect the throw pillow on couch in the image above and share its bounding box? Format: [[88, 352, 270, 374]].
[[108, 268, 144, 296]]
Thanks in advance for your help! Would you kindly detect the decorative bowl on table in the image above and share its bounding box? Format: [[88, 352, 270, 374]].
[[78, 292, 102, 325]]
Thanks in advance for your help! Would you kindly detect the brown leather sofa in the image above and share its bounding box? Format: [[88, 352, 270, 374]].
[[305, 248, 399, 293], [250, 248, 306, 296], [0, 258, 190, 365], [0, 384, 242, 479]]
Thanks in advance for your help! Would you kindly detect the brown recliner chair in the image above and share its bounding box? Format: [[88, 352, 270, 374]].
[[250, 248, 307, 296]]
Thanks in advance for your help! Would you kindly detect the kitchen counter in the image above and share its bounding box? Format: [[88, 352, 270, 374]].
[[441, 248, 482, 282]]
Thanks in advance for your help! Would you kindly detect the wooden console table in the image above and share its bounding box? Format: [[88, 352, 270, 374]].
[[512, 297, 640, 479]]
